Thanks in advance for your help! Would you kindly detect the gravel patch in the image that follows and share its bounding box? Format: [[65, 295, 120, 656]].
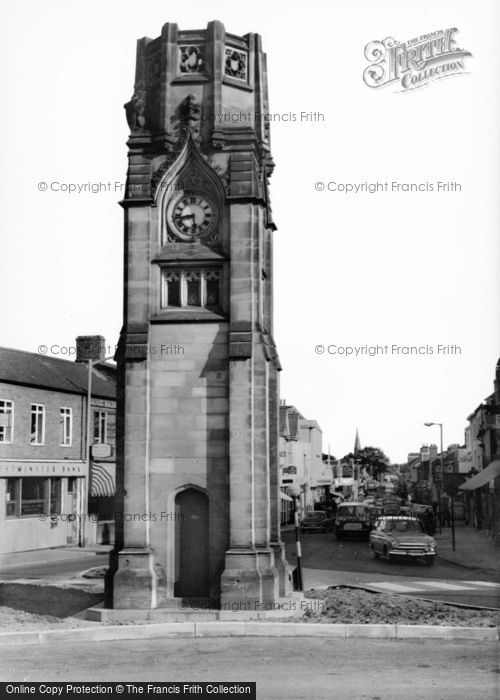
[[304, 587, 500, 627]]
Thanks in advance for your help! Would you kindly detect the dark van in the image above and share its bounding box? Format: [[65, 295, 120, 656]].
[[334, 502, 372, 541]]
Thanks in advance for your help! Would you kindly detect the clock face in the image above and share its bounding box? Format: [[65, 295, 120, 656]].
[[167, 193, 216, 240]]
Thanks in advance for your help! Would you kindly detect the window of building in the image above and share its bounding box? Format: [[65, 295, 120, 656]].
[[20, 477, 48, 515], [6, 478, 19, 517], [0, 400, 14, 443], [67, 477, 77, 493], [30, 404, 45, 444], [59, 407, 72, 446], [6, 477, 62, 518], [93, 411, 107, 444], [161, 268, 221, 309], [50, 479, 62, 515]]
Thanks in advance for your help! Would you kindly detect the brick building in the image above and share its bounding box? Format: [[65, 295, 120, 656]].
[[0, 347, 116, 557]]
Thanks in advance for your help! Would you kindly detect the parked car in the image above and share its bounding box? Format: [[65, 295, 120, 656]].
[[301, 511, 335, 533], [334, 502, 373, 540], [369, 516, 437, 565]]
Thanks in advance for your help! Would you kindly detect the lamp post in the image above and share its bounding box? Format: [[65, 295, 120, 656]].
[[287, 484, 303, 591], [76, 335, 113, 547], [424, 422, 450, 542]]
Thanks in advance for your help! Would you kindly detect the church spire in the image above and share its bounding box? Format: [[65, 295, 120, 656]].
[[354, 428, 361, 455]]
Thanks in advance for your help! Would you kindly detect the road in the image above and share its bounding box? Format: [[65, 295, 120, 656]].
[[283, 531, 500, 608], [0, 553, 108, 582], [0, 636, 498, 699]]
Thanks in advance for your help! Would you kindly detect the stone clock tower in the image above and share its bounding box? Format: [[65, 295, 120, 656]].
[[112, 20, 290, 610]]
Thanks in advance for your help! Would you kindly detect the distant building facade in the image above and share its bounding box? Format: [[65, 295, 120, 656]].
[[0, 347, 116, 557], [460, 358, 500, 541], [279, 403, 329, 523]]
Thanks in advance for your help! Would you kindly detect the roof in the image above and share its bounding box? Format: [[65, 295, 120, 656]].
[[0, 346, 116, 400]]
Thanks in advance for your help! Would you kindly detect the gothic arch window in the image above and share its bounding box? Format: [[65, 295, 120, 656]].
[[161, 268, 221, 310]]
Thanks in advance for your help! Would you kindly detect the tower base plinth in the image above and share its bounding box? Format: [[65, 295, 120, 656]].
[[113, 547, 166, 609], [220, 548, 281, 610]]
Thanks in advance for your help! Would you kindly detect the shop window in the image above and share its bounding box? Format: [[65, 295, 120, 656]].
[[30, 404, 45, 445], [6, 478, 19, 517], [50, 479, 62, 515], [20, 477, 48, 516], [6, 477, 62, 518]]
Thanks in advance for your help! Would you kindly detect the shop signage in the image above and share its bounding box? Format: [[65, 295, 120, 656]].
[[0, 461, 85, 477]]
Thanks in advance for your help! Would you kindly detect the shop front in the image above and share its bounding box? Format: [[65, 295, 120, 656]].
[[0, 460, 86, 554]]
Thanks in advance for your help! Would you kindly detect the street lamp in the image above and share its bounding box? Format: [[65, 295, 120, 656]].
[[76, 336, 114, 547], [424, 422, 448, 540], [287, 484, 303, 591]]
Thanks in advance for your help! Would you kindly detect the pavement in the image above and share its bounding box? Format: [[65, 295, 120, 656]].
[[432, 523, 500, 574]]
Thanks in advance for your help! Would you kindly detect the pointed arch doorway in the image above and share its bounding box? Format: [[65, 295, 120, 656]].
[[174, 488, 209, 598]]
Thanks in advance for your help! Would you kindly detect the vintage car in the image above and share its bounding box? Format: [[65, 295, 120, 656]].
[[334, 502, 373, 540], [300, 511, 335, 533], [369, 516, 437, 565], [380, 496, 403, 516]]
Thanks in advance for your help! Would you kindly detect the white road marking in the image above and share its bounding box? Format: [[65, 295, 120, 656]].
[[366, 582, 423, 593], [365, 579, 500, 595], [413, 581, 478, 591]]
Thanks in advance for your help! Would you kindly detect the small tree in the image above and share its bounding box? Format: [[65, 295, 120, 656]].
[[343, 446, 390, 480]]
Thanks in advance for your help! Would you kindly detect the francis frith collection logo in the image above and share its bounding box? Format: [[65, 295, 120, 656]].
[[363, 28, 472, 92]]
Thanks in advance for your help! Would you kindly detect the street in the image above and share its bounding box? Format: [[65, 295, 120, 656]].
[[283, 530, 500, 609], [0, 636, 498, 699], [0, 553, 109, 583]]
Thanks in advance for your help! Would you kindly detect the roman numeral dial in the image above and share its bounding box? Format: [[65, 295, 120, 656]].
[[167, 193, 216, 241]]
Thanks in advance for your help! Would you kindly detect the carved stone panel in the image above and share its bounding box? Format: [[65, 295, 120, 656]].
[[224, 47, 247, 81], [179, 45, 205, 74]]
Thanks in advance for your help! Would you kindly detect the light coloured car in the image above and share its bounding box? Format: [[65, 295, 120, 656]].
[[369, 516, 437, 566]]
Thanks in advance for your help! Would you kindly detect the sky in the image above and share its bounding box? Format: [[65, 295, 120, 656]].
[[1, 0, 499, 464]]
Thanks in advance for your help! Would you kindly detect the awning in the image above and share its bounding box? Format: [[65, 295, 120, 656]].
[[280, 492, 293, 502], [91, 462, 116, 497], [458, 460, 500, 491]]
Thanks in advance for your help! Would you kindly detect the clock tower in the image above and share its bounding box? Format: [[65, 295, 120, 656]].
[[112, 20, 291, 610]]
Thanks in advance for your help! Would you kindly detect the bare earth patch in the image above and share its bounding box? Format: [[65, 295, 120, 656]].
[[0, 582, 499, 631], [304, 587, 500, 627], [0, 607, 100, 631]]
